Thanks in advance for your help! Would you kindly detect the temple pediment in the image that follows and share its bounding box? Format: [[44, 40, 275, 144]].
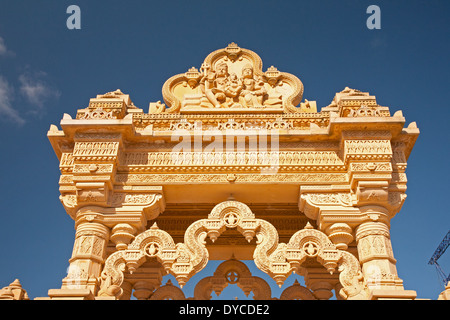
[[161, 42, 311, 114]]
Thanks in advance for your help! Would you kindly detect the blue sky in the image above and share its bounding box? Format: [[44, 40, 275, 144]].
[[0, 0, 448, 300]]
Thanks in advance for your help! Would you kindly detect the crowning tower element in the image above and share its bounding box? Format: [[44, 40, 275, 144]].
[[7, 42, 424, 300]]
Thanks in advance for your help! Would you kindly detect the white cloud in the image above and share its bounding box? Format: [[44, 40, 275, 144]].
[[0, 37, 14, 57], [0, 35, 59, 124], [0, 76, 25, 125], [19, 72, 60, 111], [369, 36, 387, 49], [0, 37, 6, 55]]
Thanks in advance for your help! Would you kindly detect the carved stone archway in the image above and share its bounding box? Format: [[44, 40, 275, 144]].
[[39, 43, 419, 301], [98, 200, 368, 300]]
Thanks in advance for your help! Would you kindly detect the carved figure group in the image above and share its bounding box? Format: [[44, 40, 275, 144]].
[[200, 62, 272, 109]]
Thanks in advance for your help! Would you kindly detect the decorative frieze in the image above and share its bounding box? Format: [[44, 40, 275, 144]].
[[115, 172, 348, 184], [73, 142, 119, 160], [73, 164, 114, 174], [350, 162, 392, 172], [117, 150, 344, 173], [109, 193, 160, 207], [344, 140, 392, 162]]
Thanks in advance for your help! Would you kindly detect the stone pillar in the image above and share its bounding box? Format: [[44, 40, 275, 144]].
[[355, 216, 416, 299], [62, 221, 111, 295], [355, 221, 399, 288]]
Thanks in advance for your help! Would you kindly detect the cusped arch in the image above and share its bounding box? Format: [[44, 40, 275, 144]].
[[127, 222, 177, 273], [193, 258, 272, 300], [287, 222, 340, 274], [184, 200, 283, 286], [279, 280, 315, 300], [150, 280, 186, 300], [285, 223, 368, 300], [98, 223, 178, 298], [98, 200, 368, 300], [213, 257, 253, 279]]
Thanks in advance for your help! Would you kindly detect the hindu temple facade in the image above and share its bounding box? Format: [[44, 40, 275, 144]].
[[3, 43, 435, 300]]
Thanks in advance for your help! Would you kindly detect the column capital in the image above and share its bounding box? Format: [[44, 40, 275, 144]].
[[355, 219, 390, 239], [299, 184, 395, 233]]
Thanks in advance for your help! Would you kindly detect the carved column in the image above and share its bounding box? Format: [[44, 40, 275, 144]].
[[355, 217, 400, 289], [353, 205, 416, 299], [62, 221, 111, 294]]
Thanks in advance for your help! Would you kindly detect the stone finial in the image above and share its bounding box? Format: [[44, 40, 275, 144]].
[[0, 279, 29, 300]]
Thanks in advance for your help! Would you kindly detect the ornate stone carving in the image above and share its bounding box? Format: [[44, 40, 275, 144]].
[[344, 140, 392, 161], [161, 43, 306, 113], [326, 223, 354, 250], [110, 223, 137, 251], [279, 279, 315, 300], [0, 279, 29, 300], [80, 108, 114, 120], [43, 43, 421, 301], [75, 89, 140, 120], [193, 258, 272, 300], [348, 105, 382, 117], [99, 200, 368, 300], [120, 150, 344, 170], [150, 280, 186, 300], [116, 173, 348, 184], [73, 141, 119, 160]]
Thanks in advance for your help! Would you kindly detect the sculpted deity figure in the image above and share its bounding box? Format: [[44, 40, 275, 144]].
[[201, 62, 271, 109], [224, 73, 242, 99], [201, 62, 233, 108], [239, 64, 267, 108]]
